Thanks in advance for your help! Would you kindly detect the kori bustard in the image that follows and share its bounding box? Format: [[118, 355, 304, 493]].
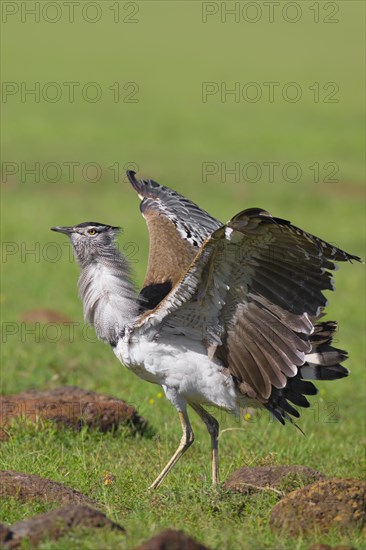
[[51, 171, 362, 489]]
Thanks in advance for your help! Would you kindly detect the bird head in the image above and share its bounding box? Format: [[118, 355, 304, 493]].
[[51, 222, 121, 265]]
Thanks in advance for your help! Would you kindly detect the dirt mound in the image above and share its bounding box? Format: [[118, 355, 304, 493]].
[[0, 470, 95, 506], [270, 478, 366, 536], [224, 465, 325, 496], [136, 529, 210, 550], [0, 386, 148, 440], [1, 505, 124, 548]]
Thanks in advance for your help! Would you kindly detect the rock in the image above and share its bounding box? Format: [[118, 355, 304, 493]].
[[1, 505, 124, 548], [224, 465, 325, 496], [270, 478, 366, 536], [19, 309, 73, 323], [135, 529, 210, 550], [0, 386, 148, 440], [0, 471, 95, 506]]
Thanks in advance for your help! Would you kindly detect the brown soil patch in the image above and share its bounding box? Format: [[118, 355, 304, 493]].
[[0, 524, 13, 546], [270, 478, 366, 536], [1, 505, 124, 548], [224, 465, 325, 496], [0, 386, 148, 440], [317, 182, 364, 200], [0, 471, 95, 506], [308, 545, 356, 550], [136, 529, 210, 550], [19, 309, 73, 323]]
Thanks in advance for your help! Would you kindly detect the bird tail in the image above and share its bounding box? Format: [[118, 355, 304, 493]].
[[266, 321, 349, 427], [300, 321, 349, 381]]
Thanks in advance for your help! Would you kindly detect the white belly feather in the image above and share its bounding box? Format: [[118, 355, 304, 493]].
[[114, 333, 238, 412]]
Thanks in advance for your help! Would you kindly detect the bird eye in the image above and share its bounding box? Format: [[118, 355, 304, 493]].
[[88, 229, 97, 235]]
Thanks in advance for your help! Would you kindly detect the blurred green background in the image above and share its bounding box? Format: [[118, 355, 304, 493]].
[[1, 1, 365, 549]]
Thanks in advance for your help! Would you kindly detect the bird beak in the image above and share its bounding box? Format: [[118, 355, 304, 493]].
[[50, 226, 74, 235]]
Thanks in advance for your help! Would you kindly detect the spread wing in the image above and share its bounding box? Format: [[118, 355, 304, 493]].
[[127, 171, 222, 309], [132, 208, 361, 422]]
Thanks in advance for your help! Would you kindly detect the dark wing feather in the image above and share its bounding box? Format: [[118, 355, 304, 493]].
[[127, 171, 221, 246], [133, 208, 361, 420], [127, 171, 222, 308]]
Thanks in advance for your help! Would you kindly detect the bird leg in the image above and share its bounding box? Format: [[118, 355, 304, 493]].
[[190, 403, 219, 485], [149, 409, 194, 490]]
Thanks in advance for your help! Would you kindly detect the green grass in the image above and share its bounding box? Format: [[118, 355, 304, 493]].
[[1, 1, 365, 548]]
